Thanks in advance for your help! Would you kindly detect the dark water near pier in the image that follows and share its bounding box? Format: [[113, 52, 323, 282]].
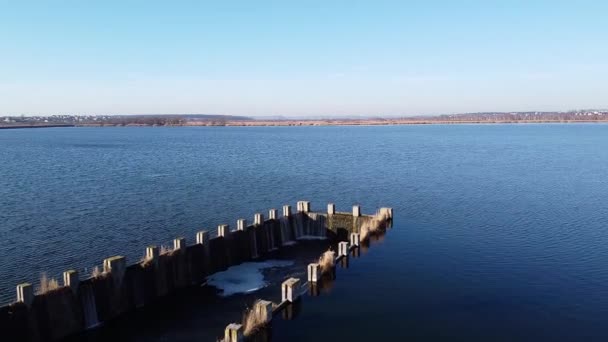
[[1, 124, 608, 340]]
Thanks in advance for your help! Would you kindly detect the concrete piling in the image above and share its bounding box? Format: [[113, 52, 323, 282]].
[[224, 323, 244, 342], [1, 202, 393, 341], [254, 213, 264, 225], [338, 241, 350, 257], [196, 230, 209, 245], [350, 233, 360, 247], [103, 256, 126, 283], [173, 237, 186, 250], [297, 201, 310, 213], [218, 224, 229, 237], [352, 204, 361, 217], [282, 277, 301, 302], [307, 263, 320, 283], [237, 219, 246, 231], [302, 201, 311, 213], [255, 300, 273, 324], [16, 283, 33, 307], [327, 203, 336, 215], [269, 209, 278, 220], [63, 270, 79, 291]]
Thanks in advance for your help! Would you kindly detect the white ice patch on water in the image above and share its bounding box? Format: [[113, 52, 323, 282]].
[[206, 260, 294, 297], [296, 235, 327, 240]]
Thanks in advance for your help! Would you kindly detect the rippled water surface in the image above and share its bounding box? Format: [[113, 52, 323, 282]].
[[1, 125, 608, 340]]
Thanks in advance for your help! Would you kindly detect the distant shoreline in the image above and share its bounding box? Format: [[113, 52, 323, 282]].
[[2, 120, 608, 129], [0, 124, 75, 130]]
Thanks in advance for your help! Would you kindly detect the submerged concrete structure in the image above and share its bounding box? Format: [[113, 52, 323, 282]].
[[0, 201, 392, 341]]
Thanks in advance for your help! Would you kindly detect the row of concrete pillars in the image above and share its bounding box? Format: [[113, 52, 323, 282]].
[[223, 232, 364, 342]]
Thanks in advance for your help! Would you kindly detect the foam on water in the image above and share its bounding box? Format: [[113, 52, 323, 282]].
[[205, 260, 294, 296]]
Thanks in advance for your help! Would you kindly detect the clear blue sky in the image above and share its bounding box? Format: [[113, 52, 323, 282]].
[[1, 0, 607, 117]]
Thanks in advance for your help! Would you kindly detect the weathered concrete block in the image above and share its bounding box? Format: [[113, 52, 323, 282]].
[[254, 213, 264, 225], [283, 205, 291, 217], [327, 203, 336, 215], [297, 200, 311, 213], [218, 224, 229, 237], [268, 208, 278, 220], [224, 323, 243, 342], [63, 270, 79, 291], [350, 233, 360, 247], [282, 277, 301, 302], [146, 245, 159, 267], [237, 219, 246, 231], [173, 237, 186, 250], [196, 230, 209, 245], [255, 300, 273, 324], [338, 241, 350, 257], [16, 283, 33, 307], [379, 207, 393, 219], [103, 256, 126, 284], [307, 263, 320, 283], [352, 204, 361, 217]]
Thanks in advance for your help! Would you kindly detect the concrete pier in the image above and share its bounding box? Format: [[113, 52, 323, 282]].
[[218, 224, 230, 237], [338, 241, 350, 257], [327, 203, 336, 215], [353, 204, 361, 217], [282, 278, 301, 302], [0, 201, 392, 342], [16, 283, 33, 307], [224, 323, 244, 342], [307, 263, 320, 283]]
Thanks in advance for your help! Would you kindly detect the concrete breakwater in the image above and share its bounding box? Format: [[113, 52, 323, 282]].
[[0, 202, 392, 342]]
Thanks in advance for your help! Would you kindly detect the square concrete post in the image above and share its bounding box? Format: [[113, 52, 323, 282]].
[[237, 219, 246, 231], [327, 203, 336, 215], [196, 230, 209, 245], [283, 205, 291, 217], [350, 233, 360, 247], [16, 283, 33, 307], [218, 224, 229, 237], [103, 256, 126, 284], [379, 207, 393, 219], [352, 204, 361, 217], [255, 300, 273, 324], [254, 213, 264, 225], [145, 246, 159, 267], [307, 263, 320, 283], [224, 323, 244, 342], [63, 270, 79, 291], [282, 277, 301, 302], [173, 237, 186, 250], [269, 208, 278, 220], [296, 201, 303, 212], [302, 201, 311, 213], [338, 241, 350, 257]]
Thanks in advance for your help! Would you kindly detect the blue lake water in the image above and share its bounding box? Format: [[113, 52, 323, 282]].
[[1, 124, 608, 340]]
